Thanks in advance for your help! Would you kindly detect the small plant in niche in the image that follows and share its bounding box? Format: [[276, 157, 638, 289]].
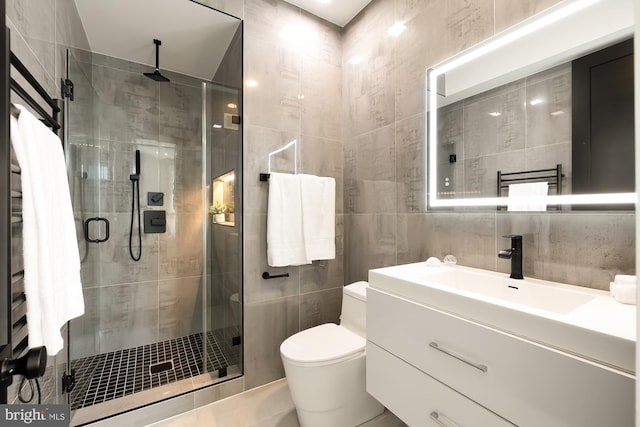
[[209, 201, 227, 223]]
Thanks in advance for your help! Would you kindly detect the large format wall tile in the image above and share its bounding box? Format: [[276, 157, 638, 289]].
[[497, 213, 635, 289], [396, 113, 425, 213], [345, 214, 396, 283], [7, 0, 56, 79], [397, 213, 497, 270], [159, 212, 204, 279], [159, 82, 203, 149], [344, 125, 396, 214], [159, 276, 205, 340], [72, 281, 160, 358], [244, 296, 299, 390], [55, 0, 90, 50], [98, 213, 160, 287], [243, 35, 301, 132], [300, 57, 342, 141], [92, 64, 160, 143], [342, 0, 395, 138], [299, 287, 342, 330]]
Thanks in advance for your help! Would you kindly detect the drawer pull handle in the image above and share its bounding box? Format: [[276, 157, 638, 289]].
[[430, 411, 458, 427], [429, 342, 488, 373]]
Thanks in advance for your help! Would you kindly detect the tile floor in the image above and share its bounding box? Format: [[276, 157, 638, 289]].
[[147, 378, 408, 427], [71, 330, 240, 410]]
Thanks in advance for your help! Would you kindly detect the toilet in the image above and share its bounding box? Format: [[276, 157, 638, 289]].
[[280, 281, 384, 427]]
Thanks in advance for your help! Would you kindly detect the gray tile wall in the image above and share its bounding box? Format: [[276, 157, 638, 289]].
[[241, 0, 344, 390], [342, 0, 635, 291]]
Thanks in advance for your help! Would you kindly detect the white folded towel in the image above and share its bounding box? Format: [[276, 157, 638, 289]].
[[300, 174, 335, 261], [267, 172, 310, 267], [11, 105, 84, 355], [610, 283, 636, 305], [613, 274, 636, 285], [507, 182, 548, 211]]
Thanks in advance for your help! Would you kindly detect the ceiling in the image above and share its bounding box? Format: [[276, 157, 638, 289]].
[[74, 0, 240, 81], [282, 0, 374, 27]]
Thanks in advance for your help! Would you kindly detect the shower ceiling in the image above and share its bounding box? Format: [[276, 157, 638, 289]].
[[74, 0, 239, 81], [282, 0, 373, 27]]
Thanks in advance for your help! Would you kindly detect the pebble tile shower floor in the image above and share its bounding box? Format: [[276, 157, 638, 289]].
[[70, 330, 240, 410]]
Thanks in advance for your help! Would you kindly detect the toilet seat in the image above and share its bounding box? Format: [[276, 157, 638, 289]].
[[281, 323, 365, 366]]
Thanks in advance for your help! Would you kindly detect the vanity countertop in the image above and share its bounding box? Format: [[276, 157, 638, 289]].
[[369, 262, 636, 374]]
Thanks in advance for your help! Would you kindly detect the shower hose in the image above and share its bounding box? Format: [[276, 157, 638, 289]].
[[129, 178, 141, 261]]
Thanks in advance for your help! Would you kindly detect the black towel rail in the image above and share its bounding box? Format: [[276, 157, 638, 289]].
[[496, 164, 564, 211], [0, 19, 64, 403], [9, 52, 61, 131], [262, 271, 289, 280]]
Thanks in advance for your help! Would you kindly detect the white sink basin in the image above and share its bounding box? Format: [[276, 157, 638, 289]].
[[369, 262, 636, 374], [418, 267, 595, 314]]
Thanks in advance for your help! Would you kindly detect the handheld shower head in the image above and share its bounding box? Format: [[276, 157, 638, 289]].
[[144, 39, 170, 82], [130, 149, 141, 181]]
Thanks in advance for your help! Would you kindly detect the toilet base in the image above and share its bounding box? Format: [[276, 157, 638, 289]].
[[284, 352, 384, 427], [295, 393, 383, 427]]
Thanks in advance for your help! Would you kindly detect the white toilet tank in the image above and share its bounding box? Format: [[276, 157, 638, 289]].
[[339, 281, 369, 337]]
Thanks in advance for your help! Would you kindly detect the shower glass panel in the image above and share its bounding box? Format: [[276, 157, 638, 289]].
[[64, 9, 242, 423], [203, 82, 243, 380]]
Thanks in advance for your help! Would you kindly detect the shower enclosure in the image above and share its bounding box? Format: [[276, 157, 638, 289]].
[[63, 3, 242, 423]]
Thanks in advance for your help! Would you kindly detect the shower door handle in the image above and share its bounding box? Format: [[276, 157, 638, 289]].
[[84, 217, 110, 243]]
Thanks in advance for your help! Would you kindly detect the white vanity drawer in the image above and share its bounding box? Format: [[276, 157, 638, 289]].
[[367, 342, 514, 427], [367, 288, 634, 427]]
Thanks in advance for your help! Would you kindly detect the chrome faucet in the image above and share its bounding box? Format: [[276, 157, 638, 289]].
[[498, 235, 523, 279]]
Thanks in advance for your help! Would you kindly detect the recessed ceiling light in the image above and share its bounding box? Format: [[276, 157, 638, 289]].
[[245, 80, 258, 87], [529, 98, 543, 105], [488, 111, 502, 117], [348, 55, 364, 65], [227, 103, 237, 109], [387, 22, 406, 37], [551, 110, 565, 116], [213, 124, 222, 129]]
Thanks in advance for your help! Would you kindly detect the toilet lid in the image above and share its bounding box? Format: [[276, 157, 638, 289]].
[[280, 323, 365, 364]]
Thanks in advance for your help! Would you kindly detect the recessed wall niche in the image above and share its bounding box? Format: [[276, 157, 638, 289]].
[[211, 170, 235, 225]]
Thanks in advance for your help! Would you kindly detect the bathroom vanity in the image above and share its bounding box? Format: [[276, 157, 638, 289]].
[[366, 263, 635, 427]]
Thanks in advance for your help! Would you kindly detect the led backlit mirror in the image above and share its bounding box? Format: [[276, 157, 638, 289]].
[[427, 0, 636, 209]]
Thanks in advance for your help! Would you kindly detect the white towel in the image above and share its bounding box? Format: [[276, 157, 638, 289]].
[[507, 182, 548, 211], [11, 105, 84, 355], [300, 174, 335, 261], [614, 274, 636, 285], [267, 172, 310, 267], [610, 283, 636, 305]]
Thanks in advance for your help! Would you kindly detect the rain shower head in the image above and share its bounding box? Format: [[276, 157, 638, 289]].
[[144, 69, 170, 82], [144, 39, 170, 82]]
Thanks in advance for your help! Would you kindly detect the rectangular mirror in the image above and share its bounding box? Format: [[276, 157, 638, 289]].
[[427, 0, 636, 209]]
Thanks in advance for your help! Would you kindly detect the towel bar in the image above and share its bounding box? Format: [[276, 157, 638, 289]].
[[262, 271, 289, 280]]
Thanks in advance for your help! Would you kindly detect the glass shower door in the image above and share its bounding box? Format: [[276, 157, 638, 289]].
[[203, 81, 243, 380], [64, 52, 243, 425], [64, 50, 104, 411]]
